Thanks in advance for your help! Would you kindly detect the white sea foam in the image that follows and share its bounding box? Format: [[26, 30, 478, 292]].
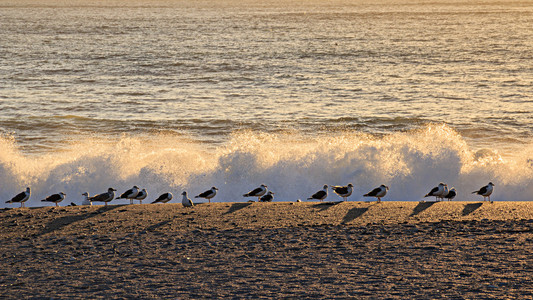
[[1, 124, 532, 207]]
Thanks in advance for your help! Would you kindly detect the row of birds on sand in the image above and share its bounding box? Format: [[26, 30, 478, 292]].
[[5, 182, 495, 208], [5, 186, 217, 208]]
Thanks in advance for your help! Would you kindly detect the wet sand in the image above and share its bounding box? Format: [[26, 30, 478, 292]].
[[1, 201, 533, 299]]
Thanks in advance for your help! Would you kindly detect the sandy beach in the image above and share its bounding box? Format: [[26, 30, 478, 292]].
[[1, 201, 533, 299]]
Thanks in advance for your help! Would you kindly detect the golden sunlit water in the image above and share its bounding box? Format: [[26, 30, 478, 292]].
[[0, 0, 532, 205]]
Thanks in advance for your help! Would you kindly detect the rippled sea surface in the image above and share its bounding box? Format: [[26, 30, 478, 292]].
[[1, 0, 532, 152]]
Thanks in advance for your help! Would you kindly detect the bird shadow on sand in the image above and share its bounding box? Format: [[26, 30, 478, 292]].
[[224, 202, 253, 215], [342, 205, 373, 224], [462, 203, 483, 216], [313, 201, 343, 212], [146, 220, 172, 232], [410, 201, 437, 217], [36, 205, 122, 236]]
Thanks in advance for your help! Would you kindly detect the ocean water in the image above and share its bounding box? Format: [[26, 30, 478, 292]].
[[0, 0, 532, 206]]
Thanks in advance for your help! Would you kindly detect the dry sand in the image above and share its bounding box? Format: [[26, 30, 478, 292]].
[[1, 201, 533, 299]]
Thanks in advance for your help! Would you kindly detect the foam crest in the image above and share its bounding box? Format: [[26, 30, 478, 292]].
[[1, 124, 532, 207]]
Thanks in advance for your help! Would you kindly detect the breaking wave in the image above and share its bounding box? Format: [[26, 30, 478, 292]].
[[1, 124, 532, 207]]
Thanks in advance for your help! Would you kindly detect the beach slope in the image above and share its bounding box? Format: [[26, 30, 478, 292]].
[[1, 201, 533, 298]]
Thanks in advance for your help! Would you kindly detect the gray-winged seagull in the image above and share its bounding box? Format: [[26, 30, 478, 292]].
[[472, 182, 495, 202], [364, 184, 389, 202], [117, 186, 140, 204], [134, 188, 147, 204], [90, 188, 116, 206], [6, 187, 31, 208], [424, 183, 447, 201], [195, 187, 218, 203], [41, 192, 66, 207], [308, 185, 328, 202], [152, 192, 173, 204], [243, 184, 267, 202], [332, 183, 353, 201]]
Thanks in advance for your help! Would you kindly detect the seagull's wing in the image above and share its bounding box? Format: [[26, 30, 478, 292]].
[[425, 186, 439, 197], [333, 186, 348, 194], [9, 192, 26, 203], [478, 185, 488, 195], [245, 187, 263, 197], [90, 192, 108, 202], [196, 190, 212, 198], [44, 194, 61, 202], [365, 187, 381, 197], [152, 193, 168, 203], [310, 190, 326, 199]]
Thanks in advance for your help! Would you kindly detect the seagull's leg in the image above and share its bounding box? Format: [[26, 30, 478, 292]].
[[377, 197, 381, 203], [55, 203, 58, 207]]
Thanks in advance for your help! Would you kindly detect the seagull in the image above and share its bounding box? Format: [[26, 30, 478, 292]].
[[243, 184, 268, 201], [134, 188, 147, 204], [332, 183, 353, 201], [195, 187, 218, 203], [6, 187, 31, 208], [152, 192, 173, 204], [260, 191, 274, 202], [424, 183, 447, 201], [181, 191, 194, 207], [444, 187, 457, 201], [41, 192, 66, 207], [81, 192, 92, 206], [307, 185, 328, 202], [89, 188, 116, 206], [364, 184, 389, 202], [116, 186, 140, 204], [472, 182, 495, 202]]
